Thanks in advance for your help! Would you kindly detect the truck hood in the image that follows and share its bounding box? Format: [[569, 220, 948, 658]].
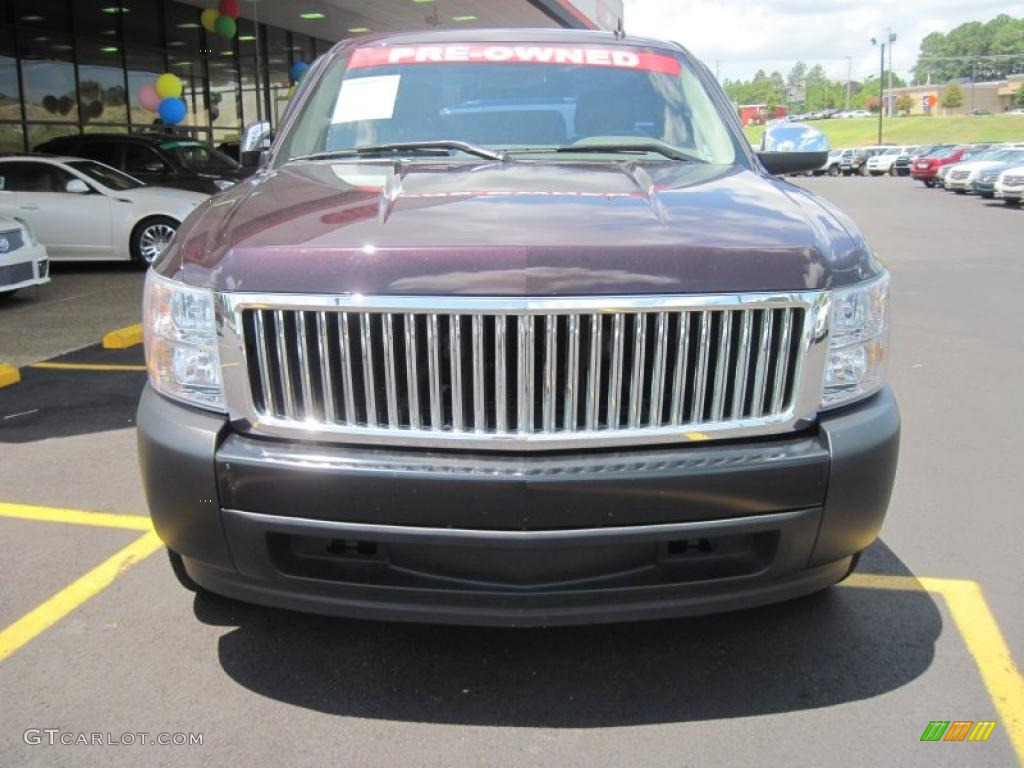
[[166, 159, 877, 296]]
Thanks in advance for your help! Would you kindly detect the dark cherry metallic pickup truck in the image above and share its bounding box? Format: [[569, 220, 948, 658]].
[[138, 29, 898, 626]]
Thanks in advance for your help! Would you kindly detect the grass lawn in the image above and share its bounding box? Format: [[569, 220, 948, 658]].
[[744, 114, 1024, 148]]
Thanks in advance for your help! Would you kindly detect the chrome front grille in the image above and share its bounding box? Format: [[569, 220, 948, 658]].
[[220, 294, 828, 450], [1004, 175, 1024, 186], [950, 171, 970, 181]]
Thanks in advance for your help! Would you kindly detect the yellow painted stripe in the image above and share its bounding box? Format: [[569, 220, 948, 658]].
[[102, 323, 144, 349], [29, 362, 146, 372], [0, 501, 154, 531], [844, 573, 1024, 763], [0, 531, 163, 662], [0, 363, 20, 388], [933, 579, 1024, 763]]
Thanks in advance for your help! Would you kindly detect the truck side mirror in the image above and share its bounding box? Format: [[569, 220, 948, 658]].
[[757, 124, 830, 176]]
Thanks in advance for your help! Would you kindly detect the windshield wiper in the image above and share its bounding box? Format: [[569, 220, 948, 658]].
[[290, 140, 507, 163], [508, 141, 702, 163]]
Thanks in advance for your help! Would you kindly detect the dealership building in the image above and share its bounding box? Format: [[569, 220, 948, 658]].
[[0, 0, 623, 153]]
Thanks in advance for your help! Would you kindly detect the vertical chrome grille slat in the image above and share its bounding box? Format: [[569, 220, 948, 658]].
[[751, 310, 775, 418], [472, 315, 486, 433], [691, 311, 711, 423], [628, 314, 647, 428], [731, 310, 753, 419], [585, 314, 602, 430], [543, 315, 558, 432], [360, 313, 378, 427], [338, 313, 356, 423], [564, 314, 581, 431], [517, 315, 534, 433], [710, 312, 732, 422], [405, 314, 420, 429], [648, 312, 669, 426], [316, 312, 336, 424], [606, 314, 625, 429], [450, 316, 464, 431], [427, 314, 442, 429], [253, 310, 276, 416], [495, 317, 507, 433], [296, 312, 315, 420], [274, 310, 296, 419], [240, 301, 808, 444], [381, 313, 399, 427], [669, 312, 690, 425], [770, 309, 794, 414]]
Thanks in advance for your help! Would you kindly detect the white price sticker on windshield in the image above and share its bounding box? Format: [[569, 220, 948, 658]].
[[332, 75, 401, 123]]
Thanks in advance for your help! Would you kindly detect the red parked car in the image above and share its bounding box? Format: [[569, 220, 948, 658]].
[[911, 146, 966, 187]]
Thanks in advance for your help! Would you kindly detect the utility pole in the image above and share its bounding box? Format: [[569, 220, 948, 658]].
[[887, 27, 896, 117], [845, 56, 852, 110], [970, 57, 977, 112]]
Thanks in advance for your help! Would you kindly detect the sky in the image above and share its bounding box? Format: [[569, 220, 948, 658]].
[[622, 0, 1024, 83]]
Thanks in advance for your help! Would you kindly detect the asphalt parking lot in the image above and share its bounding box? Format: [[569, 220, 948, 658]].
[[1, 177, 1022, 767]]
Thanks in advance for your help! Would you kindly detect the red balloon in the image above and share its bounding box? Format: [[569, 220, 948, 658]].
[[218, 0, 240, 19]]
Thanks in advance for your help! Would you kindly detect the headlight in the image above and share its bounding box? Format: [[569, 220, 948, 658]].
[[143, 271, 224, 412], [14, 217, 37, 246], [821, 271, 889, 409], [213, 179, 236, 191]]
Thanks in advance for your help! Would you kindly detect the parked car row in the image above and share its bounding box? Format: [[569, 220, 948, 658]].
[[1, 132, 250, 297], [917, 144, 1024, 204], [785, 109, 872, 122]]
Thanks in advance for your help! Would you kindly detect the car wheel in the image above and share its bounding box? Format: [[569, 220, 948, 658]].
[[981, 192, 994, 199], [924, 180, 934, 188], [167, 549, 203, 593], [131, 216, 179, 266], [955, 189, 967, 195], [888, 167, 896, 176], [827, 165, 839, 177], [859, 165, 869, 177], [1005, 199, 1021, 206], [0, 289, 18, 301]]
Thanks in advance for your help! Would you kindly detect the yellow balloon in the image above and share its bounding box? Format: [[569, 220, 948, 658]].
[[200, 8, 220, 33], [155, 73, 183, 99]]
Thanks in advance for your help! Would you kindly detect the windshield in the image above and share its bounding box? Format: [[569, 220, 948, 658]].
[[278, 43, 739, 166], [161, 142, 239, 173], [67, 160, 144, 190]]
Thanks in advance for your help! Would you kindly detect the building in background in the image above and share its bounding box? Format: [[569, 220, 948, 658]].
[[0, 0, 623, 152], [886, 75, 1024, 116]]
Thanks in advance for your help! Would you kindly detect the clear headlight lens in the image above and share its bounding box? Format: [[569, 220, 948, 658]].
[[821, 271, 889, 409], [213, 179, 236, 191], [14, 217, 37, 246], [143, 271, 225, 412]]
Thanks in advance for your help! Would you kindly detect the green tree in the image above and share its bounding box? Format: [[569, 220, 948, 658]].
[[941, 83, 965, 110], [912, 14, 1024, 84], [896, 93, 914, 115], [1017, 84, 1024, 106]]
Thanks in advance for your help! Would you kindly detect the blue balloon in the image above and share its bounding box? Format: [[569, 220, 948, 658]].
[[291, 61, 310, 82], [158, 97, 187, 125]]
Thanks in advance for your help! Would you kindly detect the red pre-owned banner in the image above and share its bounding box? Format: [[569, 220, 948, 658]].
[[348, 45, 682, 76]]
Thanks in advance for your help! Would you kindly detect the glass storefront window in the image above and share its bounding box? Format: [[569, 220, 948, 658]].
[[0, 28, 22, 142], [14, 0, 70, 34], [74, 0, 125, 40], [21, 36, 79, 124], [77, 41, 128, 125], [237, 18, 262, 127], [125, 46, 166, 130], [264, 26, 291, 129], [26, 122, 78, 150]]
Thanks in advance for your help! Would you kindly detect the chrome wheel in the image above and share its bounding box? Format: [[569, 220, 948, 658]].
[[138, 222, 177, 264]]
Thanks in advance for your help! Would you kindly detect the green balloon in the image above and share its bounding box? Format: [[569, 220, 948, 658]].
[[214, 14, 236, 39]]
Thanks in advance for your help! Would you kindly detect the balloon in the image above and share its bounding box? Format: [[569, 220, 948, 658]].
[[88, 101, 105, 120], [155, 73, 183, 99], [200, 8, 220, 33], [218, 0, 240, 19], [138, 84, 161, 111], [214, 14, 236, 39], [42, 95, 59, 114], [291, 62, 310, 82], [158, 97, 187, 126], [210, 105, 221, 122], [57, 96, 74, 116]]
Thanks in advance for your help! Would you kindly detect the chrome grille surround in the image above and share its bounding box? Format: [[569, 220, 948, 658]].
[[217, 292, 831, 451]]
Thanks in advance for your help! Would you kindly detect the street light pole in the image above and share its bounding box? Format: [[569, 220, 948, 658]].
[[887, 27, 895, 117], [872, 38, 885, 144], [845, 55, 852, 110]]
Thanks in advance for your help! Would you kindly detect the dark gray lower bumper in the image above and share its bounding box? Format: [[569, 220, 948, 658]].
[[137, 386, 899, 626]]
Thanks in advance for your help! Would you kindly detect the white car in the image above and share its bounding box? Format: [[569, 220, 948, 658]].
[[994, 166, 1024, 204], [0, 156, 206, 264], [0, 215, 49, 297], [944, 148, 1024, 193], [866, 147, 910, 176]]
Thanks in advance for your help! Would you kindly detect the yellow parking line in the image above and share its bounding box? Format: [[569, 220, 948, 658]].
[[0, 531, 162, 663], [29, 362, 147, 372], [102, 323, 144, 349], [0, 501, 153, 531], [845, 573, 1024, 763], [0, 364, 20, 388]]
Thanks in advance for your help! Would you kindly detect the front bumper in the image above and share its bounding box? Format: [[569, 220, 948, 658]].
[[0, 242, 49, 293], [995, 184, 1023, 200], [138, 386, 900, 626]]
